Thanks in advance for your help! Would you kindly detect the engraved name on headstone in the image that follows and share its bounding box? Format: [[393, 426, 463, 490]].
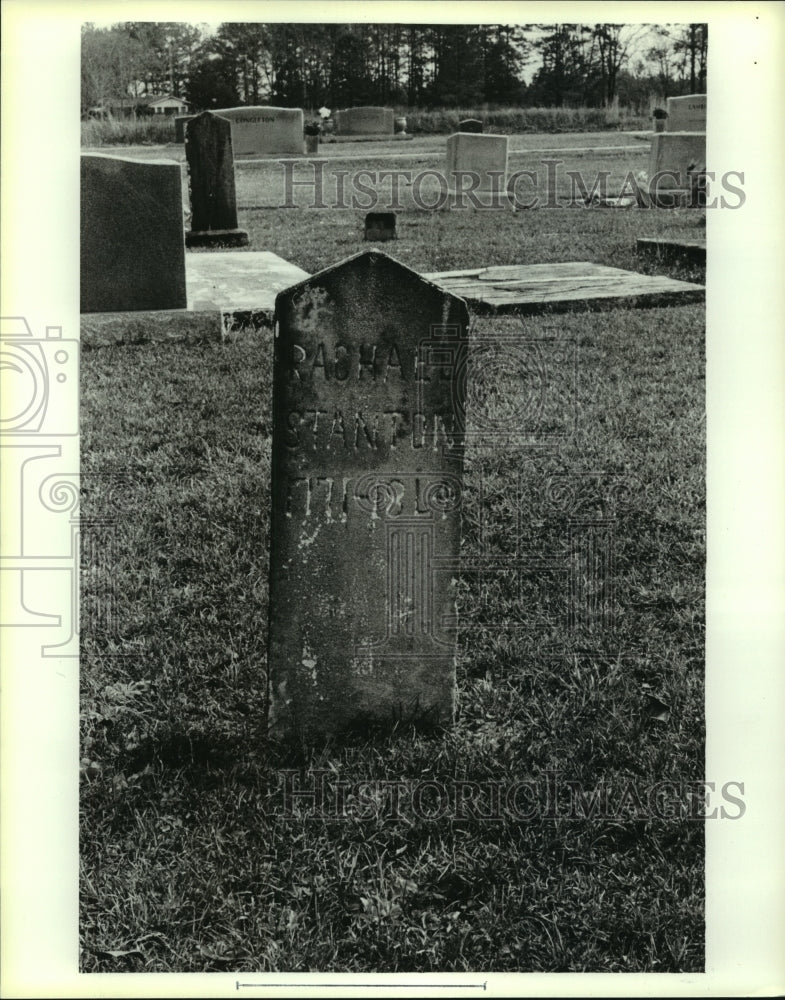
[[215, 106, 304, 157], [268, 250, 470, 741], [665, 94, 706, 132]]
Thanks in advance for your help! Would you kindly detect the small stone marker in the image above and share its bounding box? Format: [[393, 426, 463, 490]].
[[268, 249, 469, 741], [175, 114, 196, 142], [214, 106, 304, 157], [364, 212, 396, 242], [458, 119, 483, 133], [665, 94, 706, 132], [80, 153, 186, 313], [334, 107, 394, 136], [184, 112, 248, 249], [446, 133, 510, 208]]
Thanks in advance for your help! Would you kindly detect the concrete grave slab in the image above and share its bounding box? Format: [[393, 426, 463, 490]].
[[81, 251, 310, 347], [636, 238, 706, 268], [186, 250, 309, 315], [424, 262, 704, 314]]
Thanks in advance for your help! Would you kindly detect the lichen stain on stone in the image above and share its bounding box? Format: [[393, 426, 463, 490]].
[[293, 285, 334, 336], [298, 523, 321, 551], [301, 641, 318, 687], [276, 678, 291, 705]]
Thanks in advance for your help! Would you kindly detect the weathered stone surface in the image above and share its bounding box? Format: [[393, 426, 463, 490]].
[[213, 106, 304, 157], [186, 249, 309, 314], [636, 238, 706, 268], [184, 112, 248, 247], [425, 261, 705, 313], [80, 310, 222, 348], [81, 153, 187, 313], [445, 133, 510, 208], [648, 132, 706, 204], [665, 94, 706, 132], [268, 250, 469, 741], [364, 212, 396, 242], [175, 114, 196, 142], [458, 119, 483, 133], [334, 107, 394, 136]]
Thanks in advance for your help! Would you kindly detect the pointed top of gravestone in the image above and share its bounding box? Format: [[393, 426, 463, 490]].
[[274, 249, 468, 322]]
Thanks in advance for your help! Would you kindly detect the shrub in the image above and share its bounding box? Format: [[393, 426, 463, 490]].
[[81, 116, 177, 147], [400, 105, 648, 135]]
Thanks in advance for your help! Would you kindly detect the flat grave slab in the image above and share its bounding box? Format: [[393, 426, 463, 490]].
[[424, 262, 704, 314], [186, 250, 310, 315], [637, 238, 706, 268], [81, 251, 310, 347]]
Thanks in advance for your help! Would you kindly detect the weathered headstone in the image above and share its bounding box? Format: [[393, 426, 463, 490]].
[[268, 249, 469, 741], [648, 132, 706, 206], [175, 114, 196, 142], [364, 212, 396, 242], [80, 153, 186, 313], [458, 118, 483, 133], [665, 94, 706, 132], [334, 107, 395, 136], [446, 133, 510, 208], [214, 106, 304, 157], [184, 112, 248, 248]]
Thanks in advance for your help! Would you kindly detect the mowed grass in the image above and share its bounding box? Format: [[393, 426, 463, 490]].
[[80, 149, 705, 972]]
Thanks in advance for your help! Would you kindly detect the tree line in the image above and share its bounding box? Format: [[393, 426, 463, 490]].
[[82, 22, 708, 116]]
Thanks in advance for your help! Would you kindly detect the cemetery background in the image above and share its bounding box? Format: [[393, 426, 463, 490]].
[[79, 20, 705, 976]]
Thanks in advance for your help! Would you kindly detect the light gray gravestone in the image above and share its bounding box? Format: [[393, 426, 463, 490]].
[[213, 106, 304, 157], [665, 94, 706, 132], [445, 132, 510, 208], [333, 107, 395, 136]]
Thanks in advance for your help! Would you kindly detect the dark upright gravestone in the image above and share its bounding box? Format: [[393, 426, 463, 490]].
[[268, 250, 469, 741], [80, 153, 187, 313], [175, 114, 196, 142], [364, 211, 396, 242], [458, 118, 483, 133], [185, 112, 249, 249]]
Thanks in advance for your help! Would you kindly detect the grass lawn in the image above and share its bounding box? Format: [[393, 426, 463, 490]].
[[80, 140, 705, 972]]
